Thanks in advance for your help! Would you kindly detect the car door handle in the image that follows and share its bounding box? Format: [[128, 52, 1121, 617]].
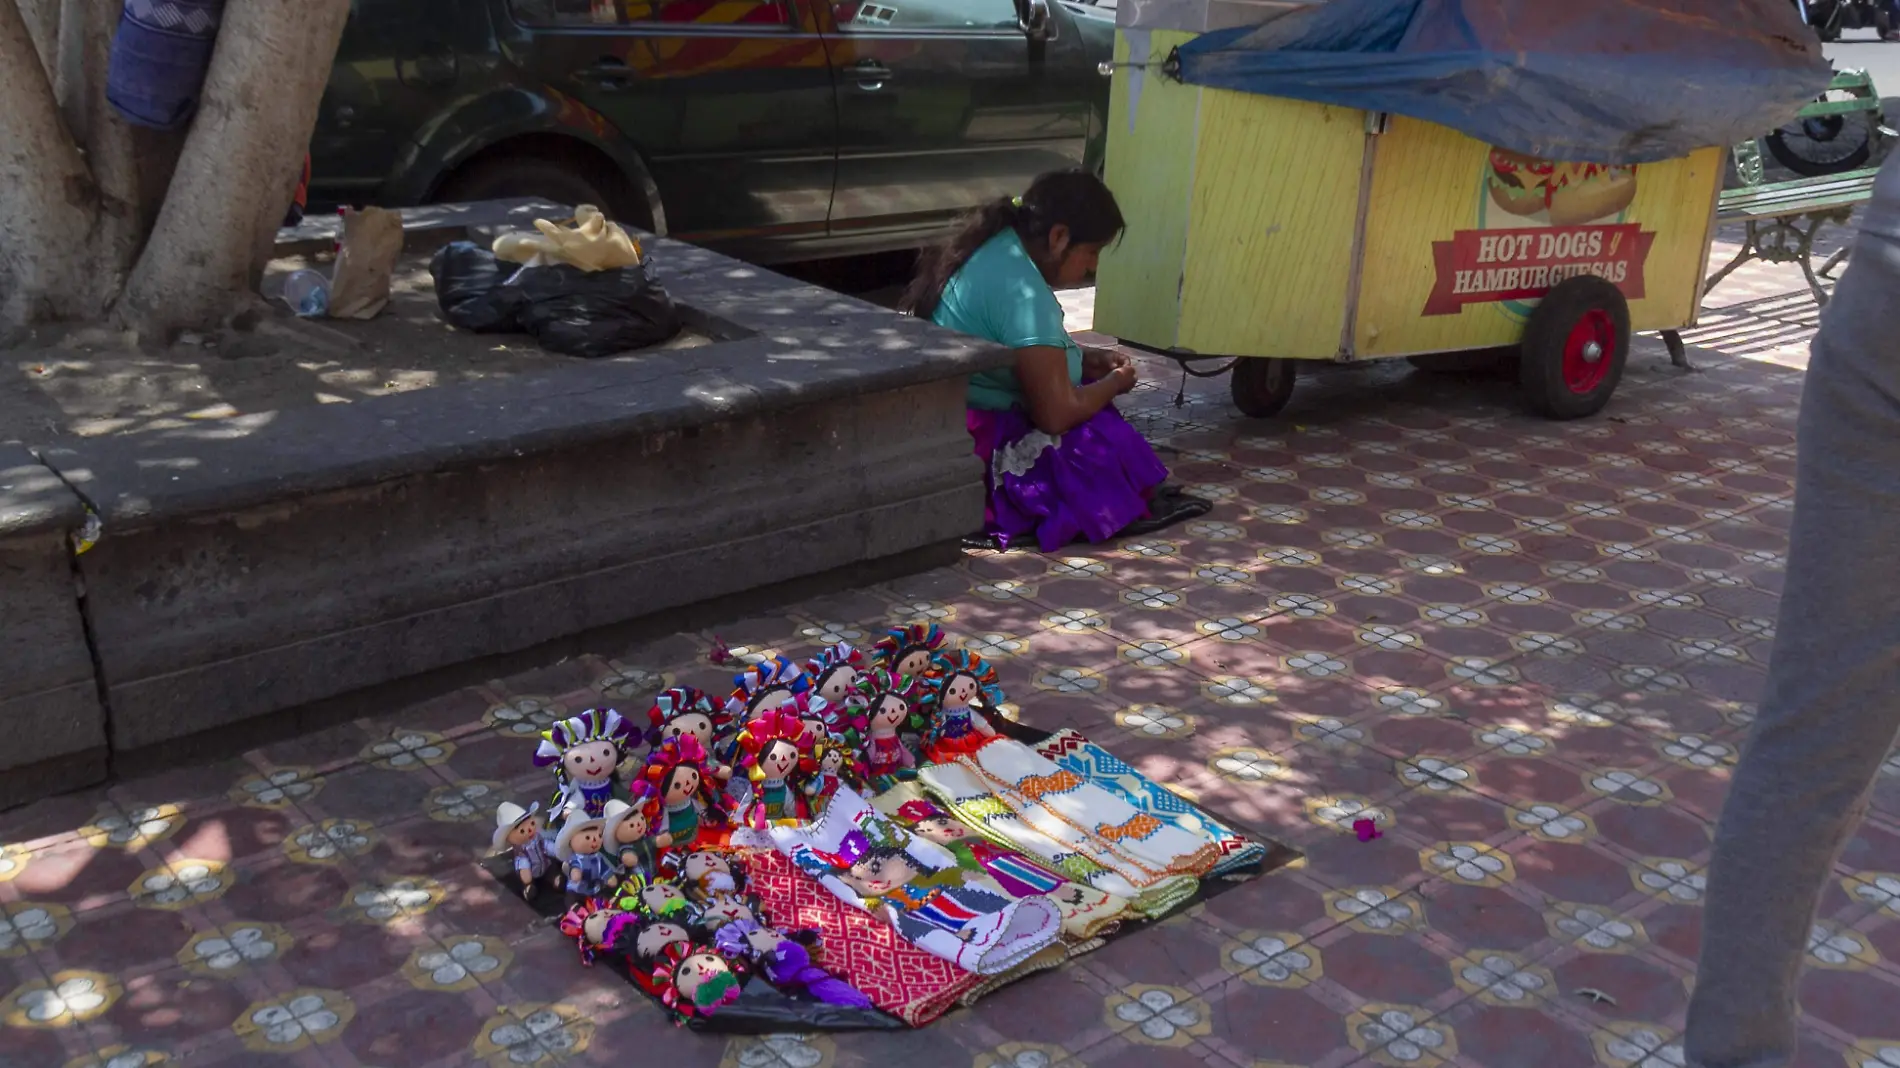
[[851, 60, 892, 91], [579, 57, 633, 89]]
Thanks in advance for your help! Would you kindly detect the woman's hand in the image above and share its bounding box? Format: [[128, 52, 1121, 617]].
[[1106, 363, 1138, 395], [1081, 345, 1131, 381]]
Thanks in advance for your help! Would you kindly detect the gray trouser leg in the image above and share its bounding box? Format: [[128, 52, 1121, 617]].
[[1685, 156, 1900, 1067]]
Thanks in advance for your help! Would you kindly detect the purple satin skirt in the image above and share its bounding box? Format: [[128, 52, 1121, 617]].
[[967, 403, 1169, 552]]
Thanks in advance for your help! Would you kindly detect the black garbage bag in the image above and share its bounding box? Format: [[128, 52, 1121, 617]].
[[430, 241, 526, 333], [510, 260, 682, 358]]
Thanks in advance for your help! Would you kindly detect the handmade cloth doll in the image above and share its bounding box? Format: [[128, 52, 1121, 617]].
[[533, 708, 635, 821], [629, 735, 728, 853], [601, 799, 657, 882], [806, 642, 867, 713], [619, 914, 700, 998], [919, 649, 1006, 760], [771, 783, 1061, 975], [874, 622, 947, 680], [645, 686, 738, 778], [695, 891, 762, 929], [712, 918, 873, 1007], [557, 897, 644, 965], [851, 667, 924, 786], [652, 943, 747, 1024], [661, 849, 745, 905], [886, 794, 1130, 940], [553, 813, 619, 909], [803, 734, 863, 818], [733, 708, 813, 829], [724, 655, 810, 721], [617, 873, 697, 923], [491, 801, 557, 901]]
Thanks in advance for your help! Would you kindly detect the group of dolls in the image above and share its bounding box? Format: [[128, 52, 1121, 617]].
[[486, 623, 1016, 1023]]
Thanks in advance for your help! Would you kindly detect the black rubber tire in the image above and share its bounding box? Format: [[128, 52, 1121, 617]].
[[1765, 111, 1876, 177], [1406, 349, 1508, 374], [1519, 275, 1630, 421], [1229, 357, 1297, 418], [436, 158, 635, 224]]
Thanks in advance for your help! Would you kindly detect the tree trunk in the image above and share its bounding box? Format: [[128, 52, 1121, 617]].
[[115, 0, 350, 337], [17, 0, 55, 78], [57, 0, 182, 291], [0, 0, 103, 325]]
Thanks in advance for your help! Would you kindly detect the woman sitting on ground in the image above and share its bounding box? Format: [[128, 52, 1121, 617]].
[[901, 170, 1207, 552]]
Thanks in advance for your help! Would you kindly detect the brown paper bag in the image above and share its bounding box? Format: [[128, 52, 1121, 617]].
[[327, 206, 404, 319]]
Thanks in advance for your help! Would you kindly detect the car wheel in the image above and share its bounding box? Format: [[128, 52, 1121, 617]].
[[436, 158, 634, 224]]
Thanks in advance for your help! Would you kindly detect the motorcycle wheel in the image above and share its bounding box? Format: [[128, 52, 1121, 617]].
[[1765, 111, 1877, 176]]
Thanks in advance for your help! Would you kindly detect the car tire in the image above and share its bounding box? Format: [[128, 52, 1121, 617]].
[[436, 158, 635, 225]]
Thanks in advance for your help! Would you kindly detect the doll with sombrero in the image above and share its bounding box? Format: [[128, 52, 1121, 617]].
[[873, 622, 947, 680], [533, 708, 636, 822], [601, 798, 657, 883], [553, 811, 619, 910], [919, 649, 1006, 761], [850, 666, 925, 787], [491, 800, 558, 901], [732, 708, 813, 829], [645, 686, 738, 778], [629, 734, 729, 854]]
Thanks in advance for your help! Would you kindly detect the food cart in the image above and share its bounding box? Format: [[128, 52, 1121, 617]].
[[1094, 0, 1834, 419]]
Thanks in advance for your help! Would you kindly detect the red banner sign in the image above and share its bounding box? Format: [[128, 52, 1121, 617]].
[[1423, 224, 1656, 316]]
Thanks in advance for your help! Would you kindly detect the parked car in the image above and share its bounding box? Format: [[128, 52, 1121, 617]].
[[308, 0, 1116, 263]]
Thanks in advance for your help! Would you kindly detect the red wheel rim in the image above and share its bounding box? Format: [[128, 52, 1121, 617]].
[[1561, 308, 1615, 394]]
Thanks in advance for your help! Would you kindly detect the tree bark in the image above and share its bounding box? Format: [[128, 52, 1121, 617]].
[[115, 0, 350, 337], [17, 0, 55, 79], [0, 0, 102, 326], [56, 0, 183, 287]]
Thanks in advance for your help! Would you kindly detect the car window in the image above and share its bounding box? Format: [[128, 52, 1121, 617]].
[[831, 0, 1020, 31], [509, 0, 792, 26]]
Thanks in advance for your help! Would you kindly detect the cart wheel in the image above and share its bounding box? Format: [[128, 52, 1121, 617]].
[[1230, 357, 1296, 418], [1520, 276, 1630, 420]]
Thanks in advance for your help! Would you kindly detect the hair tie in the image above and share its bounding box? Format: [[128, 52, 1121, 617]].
[[1010, 196, 1024, 208]]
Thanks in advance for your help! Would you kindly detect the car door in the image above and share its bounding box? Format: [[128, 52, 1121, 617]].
[[818, 0, 1093, 239], [502, 0, 837, 248], [309, 0, 466, 208]]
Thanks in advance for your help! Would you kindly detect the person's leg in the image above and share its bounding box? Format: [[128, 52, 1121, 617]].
[[1685, 156, 1900, 1067]]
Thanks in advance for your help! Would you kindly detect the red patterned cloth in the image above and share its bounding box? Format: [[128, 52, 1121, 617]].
[[747, 849, 981, 1025]]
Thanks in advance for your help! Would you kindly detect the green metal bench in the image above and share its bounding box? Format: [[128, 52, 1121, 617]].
[[1660, 70, 1885, 368]]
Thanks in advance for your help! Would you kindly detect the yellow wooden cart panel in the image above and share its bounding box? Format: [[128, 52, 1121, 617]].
[[1353, 118, 1722, 358], [1098, 31, 1363, 361], [1096, 28, 1721, 364]]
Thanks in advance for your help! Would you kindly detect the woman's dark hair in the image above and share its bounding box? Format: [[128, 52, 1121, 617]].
[[900, 169, 1126, 319]]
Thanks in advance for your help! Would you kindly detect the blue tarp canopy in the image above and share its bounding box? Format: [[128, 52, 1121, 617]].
[[1171, 0, 1834, 164]]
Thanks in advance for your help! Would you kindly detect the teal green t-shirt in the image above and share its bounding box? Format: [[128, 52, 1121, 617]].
[[929, 230, 1084, 411]]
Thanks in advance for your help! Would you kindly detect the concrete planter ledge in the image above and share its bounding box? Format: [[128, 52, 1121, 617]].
[[3, 202, 1009, 801], [0, 445, 107, 797]]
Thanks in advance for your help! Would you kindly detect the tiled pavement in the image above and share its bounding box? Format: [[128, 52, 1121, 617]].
[[6, 241, 1900, 1068]]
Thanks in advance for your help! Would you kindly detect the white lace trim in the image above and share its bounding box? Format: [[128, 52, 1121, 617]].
[[993, 431, 1060, 479]]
